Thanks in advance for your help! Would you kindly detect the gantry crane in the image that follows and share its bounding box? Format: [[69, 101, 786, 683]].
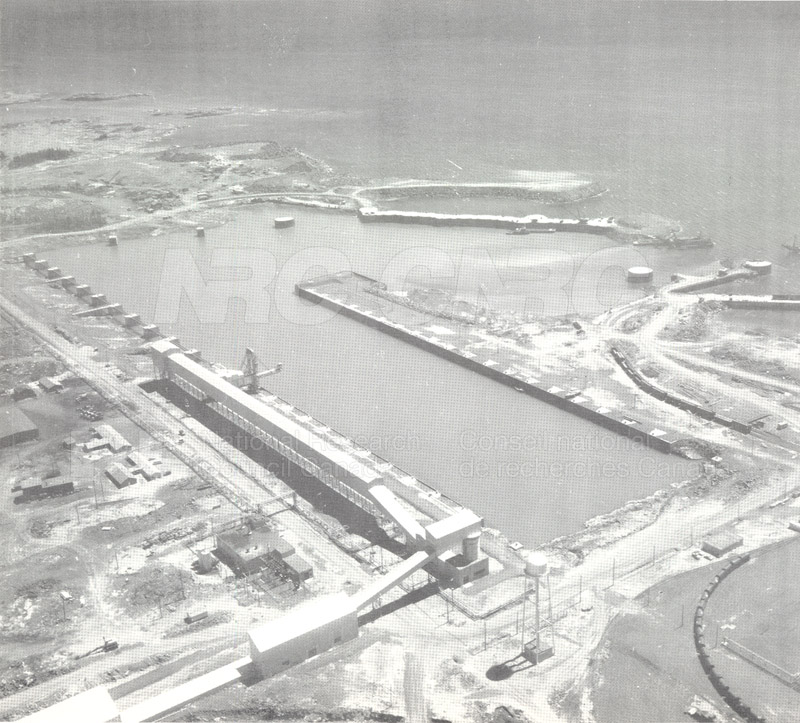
[[236, 347, 283, 394]]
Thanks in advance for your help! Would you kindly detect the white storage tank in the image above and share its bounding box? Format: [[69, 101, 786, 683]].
[[525, 551, 549, 577], [462, 531, 481, 563], [627, 266, 654, 284]]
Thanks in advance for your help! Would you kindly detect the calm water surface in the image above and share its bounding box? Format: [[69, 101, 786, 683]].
[[48, 209, 699, 544], [8, 1, 798, 542]]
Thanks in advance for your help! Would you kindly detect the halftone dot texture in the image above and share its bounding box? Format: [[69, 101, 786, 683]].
[[3, 1, 800, 721]]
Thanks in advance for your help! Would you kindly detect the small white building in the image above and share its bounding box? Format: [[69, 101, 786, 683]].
[[248, 593, 358, 678]]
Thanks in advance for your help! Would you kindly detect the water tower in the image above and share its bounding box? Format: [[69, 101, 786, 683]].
[[520, 551, 555, 665]]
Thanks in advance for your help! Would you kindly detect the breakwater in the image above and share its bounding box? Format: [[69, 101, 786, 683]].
[[671, 269, 756, 294], [704, 293, 800, 311], [357, 206, 617, 234], [296, 272, 680, 454], [693, 553, 766, 723], [609, 347, 752, 435], [670, 269, 800, 310]]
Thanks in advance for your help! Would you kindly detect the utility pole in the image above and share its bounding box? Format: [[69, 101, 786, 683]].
[[534, 570, 541, 658], [520, 577, 528, 654]]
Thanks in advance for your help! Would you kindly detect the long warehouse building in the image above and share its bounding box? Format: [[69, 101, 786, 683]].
[[149, 340, 489, 587], [150, 339, 383, 515]]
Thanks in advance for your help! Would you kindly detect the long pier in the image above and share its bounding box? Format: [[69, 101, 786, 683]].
[[296, 272, 679, 454], [670, 266, 800, 310]]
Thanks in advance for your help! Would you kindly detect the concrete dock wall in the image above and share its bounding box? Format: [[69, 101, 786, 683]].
[[726, 298, 800, 310], [610, 347, 751, 435], [672, 269, 755, 294], [296, 279, 676, 454]]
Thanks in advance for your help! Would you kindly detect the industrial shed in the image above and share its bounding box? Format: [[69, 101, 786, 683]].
[[38, 377, 63, 393], [126, 451, 163, 480], [216, 526, 294, 575], [702, 530, 744, 558], [249, 593, 358, 678], [0, 405, 39, 448], [12, 384, 36, 401], [151, 340, 383, 513], [94, 424, 131, 453], [105, 462, 137, 488], [283, 553, 314, 584]]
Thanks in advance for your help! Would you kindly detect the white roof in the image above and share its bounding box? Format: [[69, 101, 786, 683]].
[[425, 509, 482, 542], [20, 686, 119, 723], [369, 484, 427, 542], [167, 350, 381, 485], [249, 593, 356, 654], [119, 658, 245, 723], [149, 338, 180, 355]]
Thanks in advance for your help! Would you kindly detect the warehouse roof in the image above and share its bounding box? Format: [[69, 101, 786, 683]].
[[19, 685, 120, 723], [218, 528, 294, 562], [249, 593, 357, 654], [94, 424, 131, 452], [105, 462, 136, 487], [0, 405, 39, 440]]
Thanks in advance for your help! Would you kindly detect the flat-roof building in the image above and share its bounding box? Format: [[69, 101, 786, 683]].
[[249, 593, 358, 678], [216, 525, 295, 576], [283, 553, 314, 584], [18, 685, 120, 723], [702, 530, 744, 558], [39, 377, 64, 393]]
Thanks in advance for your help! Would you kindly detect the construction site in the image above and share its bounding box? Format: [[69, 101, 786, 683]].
[[2, 81, 800, 723]]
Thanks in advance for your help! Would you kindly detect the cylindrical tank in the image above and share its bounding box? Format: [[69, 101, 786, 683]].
[[744, 260, 772, 274], [274, 216, 295, 229], [525, 551, 549, 577], [627, 266, 654, 284], [108, 235, 118, 246], [196, 226, 205, 238], [462, 531, 481, 563]]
